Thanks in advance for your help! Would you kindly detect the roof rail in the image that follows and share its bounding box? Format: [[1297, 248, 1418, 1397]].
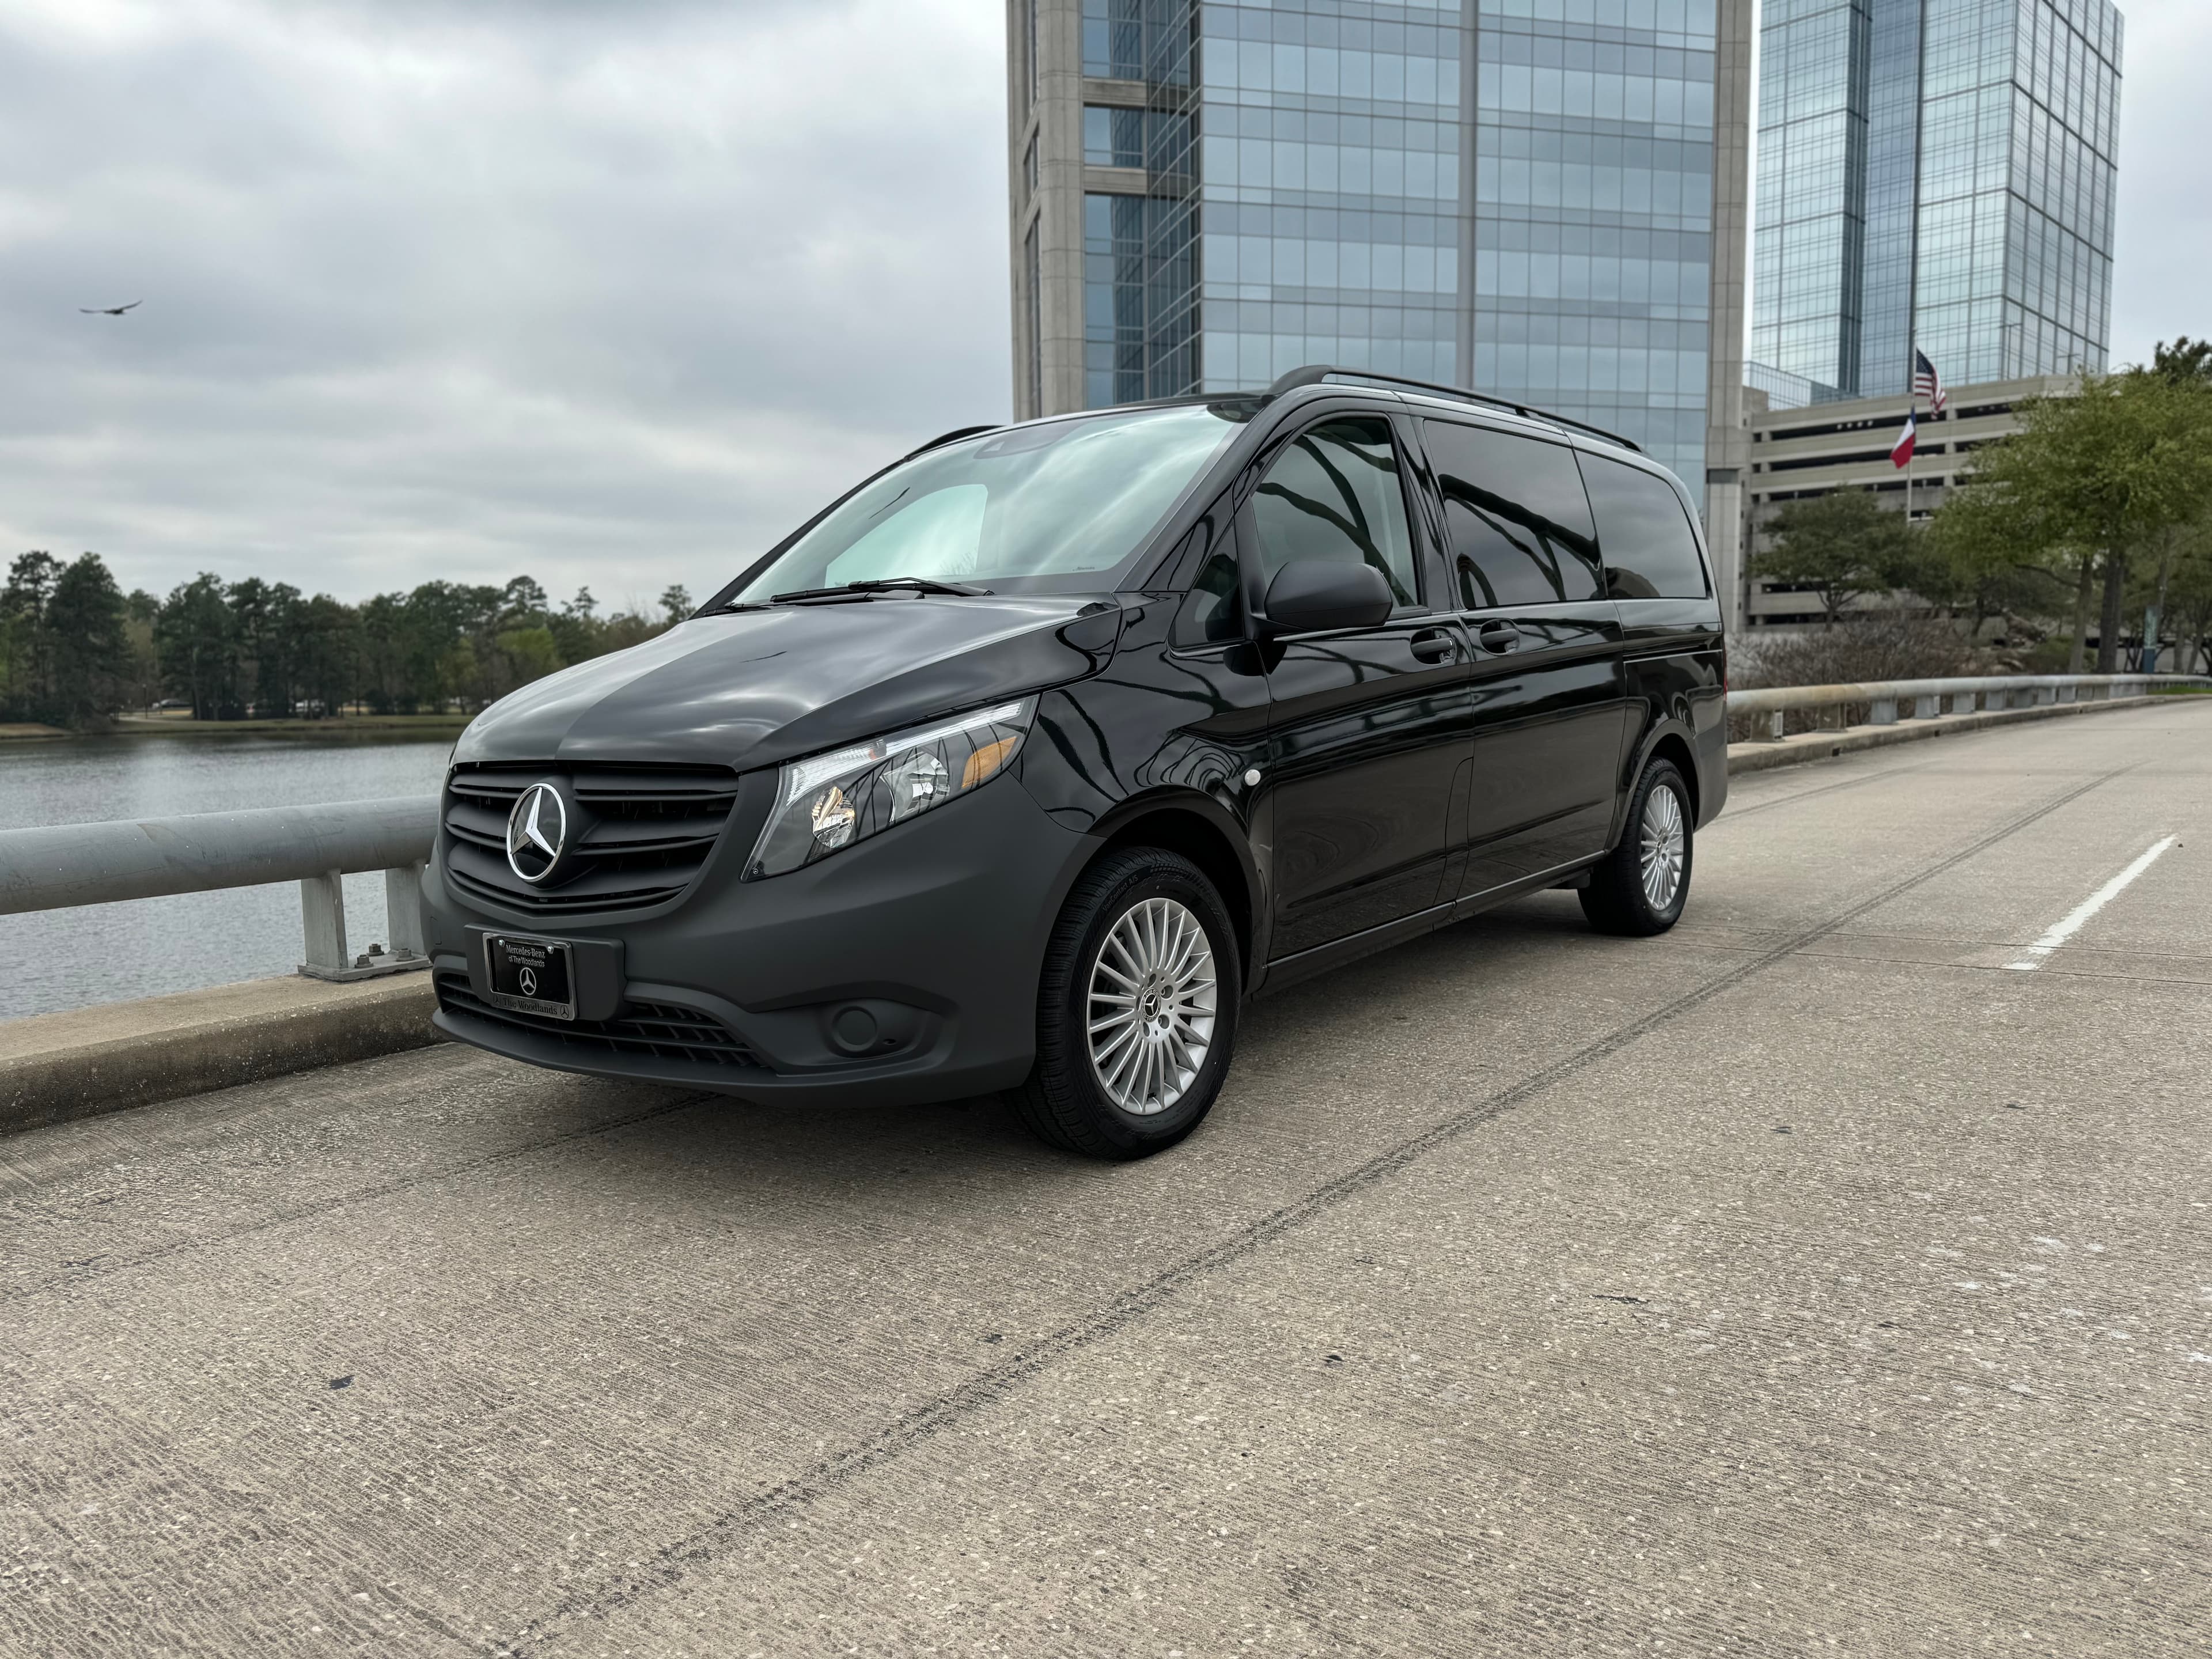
[[1260, 365, 1642, 453]]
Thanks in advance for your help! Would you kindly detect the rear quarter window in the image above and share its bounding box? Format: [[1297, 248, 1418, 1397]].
[[1577, 453, 1709, 601]]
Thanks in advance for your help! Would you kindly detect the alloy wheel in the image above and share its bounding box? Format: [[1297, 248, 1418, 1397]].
[[1639, 781, 1687, 911], [1086, 896, 1218, 1116]]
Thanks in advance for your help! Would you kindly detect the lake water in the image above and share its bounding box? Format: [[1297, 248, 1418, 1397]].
[[1, 736, 453, 1020]]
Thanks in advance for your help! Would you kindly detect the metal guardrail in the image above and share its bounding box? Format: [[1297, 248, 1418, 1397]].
[[0, 672, 2203, 991], [0, 797, 440, 982], [1725, 673, 2207, 738]]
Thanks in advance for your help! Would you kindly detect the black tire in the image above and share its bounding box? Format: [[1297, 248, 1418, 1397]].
[[1010, 847, 1241, 1160], [1579, 757, 1694, 936]]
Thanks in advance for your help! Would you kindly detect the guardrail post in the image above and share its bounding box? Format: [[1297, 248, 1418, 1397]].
[[1766, 710, 1785, 741], [298, 863, 433, 982], [1949, 691, 1976, 715], [2038, 685, 2055, 706], [1914, 694, 1940, 719], [300, 869, 350, 978], [1870, 697, 1898, 726], [385, 864, 427, 959]]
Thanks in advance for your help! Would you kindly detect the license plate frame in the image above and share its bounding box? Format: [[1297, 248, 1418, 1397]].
[[483, 932, 577, 1021]]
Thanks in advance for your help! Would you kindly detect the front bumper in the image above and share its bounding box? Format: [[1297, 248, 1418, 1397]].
[[422, 773, 1094, 1108]]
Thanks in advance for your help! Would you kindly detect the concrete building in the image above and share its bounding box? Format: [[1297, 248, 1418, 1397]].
[[1006, 0, 1755, 621], [1751, 0, 2122, 406], [1739, 372, 2069, 627]]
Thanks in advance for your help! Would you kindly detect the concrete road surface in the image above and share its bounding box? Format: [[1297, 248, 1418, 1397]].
[[4, 701, 2209, 1657]]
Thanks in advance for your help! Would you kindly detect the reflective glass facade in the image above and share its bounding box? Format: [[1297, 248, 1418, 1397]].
[[1752, 0, 2120, 397], [1039, 0, 1734, 490]]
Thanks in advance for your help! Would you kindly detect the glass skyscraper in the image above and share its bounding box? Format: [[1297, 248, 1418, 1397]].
[[1751, 0, 2121, 401], [1008, 0, 1752, 527]]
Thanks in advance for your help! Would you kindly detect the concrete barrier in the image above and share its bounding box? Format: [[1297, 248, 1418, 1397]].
[[1722, 691, 2172, 774], [0, 974, 441, 1137]]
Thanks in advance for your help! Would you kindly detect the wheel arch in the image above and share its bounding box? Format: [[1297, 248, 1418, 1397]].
[[1608, 719, 1701, 851], [1644, 729, 1700, 824], [1085, 794, 1259, 981]]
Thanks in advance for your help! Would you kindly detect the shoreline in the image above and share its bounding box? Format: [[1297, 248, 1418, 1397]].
[[3, 715, 468, 743]]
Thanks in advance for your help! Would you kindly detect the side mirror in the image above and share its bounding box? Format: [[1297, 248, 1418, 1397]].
[[1261, 559, 1395, 637]]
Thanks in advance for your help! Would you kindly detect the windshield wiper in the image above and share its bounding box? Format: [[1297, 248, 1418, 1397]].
[[764, 578, 994, 605]]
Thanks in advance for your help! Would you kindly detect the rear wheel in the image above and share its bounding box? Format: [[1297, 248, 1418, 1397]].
[[1011, 847, 1240, 1159], [1580, 757, 1693, 936]]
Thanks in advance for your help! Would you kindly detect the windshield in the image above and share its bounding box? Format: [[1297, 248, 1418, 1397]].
[[730, 403, 1249, 601]]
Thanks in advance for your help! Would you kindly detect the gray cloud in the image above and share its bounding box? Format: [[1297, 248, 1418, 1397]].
[[2107, 0, 2211, 368], [0, 0, 1012, 608], [3, 0, 2201, 615]]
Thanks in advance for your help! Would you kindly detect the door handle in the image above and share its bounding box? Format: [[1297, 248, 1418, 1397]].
[[1477, 621, 1521, 654], [1408, 627, 1459, 664]]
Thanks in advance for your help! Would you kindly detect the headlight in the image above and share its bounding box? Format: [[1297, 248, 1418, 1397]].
[[746, 697, 1038, 878]]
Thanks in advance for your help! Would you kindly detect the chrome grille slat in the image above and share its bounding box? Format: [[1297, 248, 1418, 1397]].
[[441, 762, 738, 914]]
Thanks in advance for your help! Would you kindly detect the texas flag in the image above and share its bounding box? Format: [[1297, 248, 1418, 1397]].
[[1891, 410, 1917, 468]]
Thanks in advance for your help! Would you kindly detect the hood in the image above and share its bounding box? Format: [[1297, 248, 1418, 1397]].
[[454, 593, 1123, 773]]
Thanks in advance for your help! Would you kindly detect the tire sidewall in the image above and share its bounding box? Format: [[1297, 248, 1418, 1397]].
[[1051, 859, 1240, 1154]]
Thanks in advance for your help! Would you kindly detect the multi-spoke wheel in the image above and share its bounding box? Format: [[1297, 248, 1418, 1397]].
[[1580, 757, 1694, 937], [1086, 896, 1219, 1116], [1013, 848, 1240, 1158], [1638, 780, 1686, 912]]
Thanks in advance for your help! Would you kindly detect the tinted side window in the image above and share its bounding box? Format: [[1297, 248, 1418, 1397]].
[[1251, 416, 1418, 608], [1577, 453, 1710, 600], [1421, 421, 1601, 608]]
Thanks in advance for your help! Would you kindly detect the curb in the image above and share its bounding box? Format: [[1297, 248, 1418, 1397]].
[[1, 973, 441, 1138], [1726, 694, 2168, 775]]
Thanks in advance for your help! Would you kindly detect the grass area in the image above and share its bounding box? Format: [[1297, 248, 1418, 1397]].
[[0, 722, 71, 741]]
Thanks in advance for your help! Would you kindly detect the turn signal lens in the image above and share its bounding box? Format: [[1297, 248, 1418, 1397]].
[[748, 698, 1038, 878]]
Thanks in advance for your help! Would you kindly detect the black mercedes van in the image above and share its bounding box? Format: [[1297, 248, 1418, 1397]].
[[423, 367, 1726, 1158]]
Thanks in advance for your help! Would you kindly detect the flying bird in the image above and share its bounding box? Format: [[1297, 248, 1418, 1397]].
[[80, 301, 141, 316]]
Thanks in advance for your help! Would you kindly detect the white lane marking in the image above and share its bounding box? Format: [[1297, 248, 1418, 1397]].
[[2005, 835, 2179, 970]]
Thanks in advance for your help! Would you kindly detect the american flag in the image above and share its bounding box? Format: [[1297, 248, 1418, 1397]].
[[1912, 348, 1947, 413]]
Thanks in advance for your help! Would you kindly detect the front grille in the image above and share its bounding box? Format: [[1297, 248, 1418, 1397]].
[[443, 763, 740, 914], [435, 972, 763, 1070]]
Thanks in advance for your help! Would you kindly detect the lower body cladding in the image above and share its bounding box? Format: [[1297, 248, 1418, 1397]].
[[423, 778, 1093, 1109]]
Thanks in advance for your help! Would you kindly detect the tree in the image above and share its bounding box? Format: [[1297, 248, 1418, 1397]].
[[2155, 514, 2212, 673], [659, 585, 694, 624], [1928, 370, 2212, 671], [120, 589, 162, 711], [157, 574, 243, 719], [2, 551, 62, 719], [1918, 478, 2080, 644], [43, 554, 131, 726], [1749, 491, 1914, 628], [290, 593, 360, 716]]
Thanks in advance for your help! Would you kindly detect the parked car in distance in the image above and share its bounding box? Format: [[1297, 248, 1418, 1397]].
[[422, 366, 1727, 1158]]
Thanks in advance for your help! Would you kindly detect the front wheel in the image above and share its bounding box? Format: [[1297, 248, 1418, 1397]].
[[1010, 847, 1241, 1160], [1580, 757, 1693, 935]]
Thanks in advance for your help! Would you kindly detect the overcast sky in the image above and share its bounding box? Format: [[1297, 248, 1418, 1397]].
[[2, 0, 2205, 610]]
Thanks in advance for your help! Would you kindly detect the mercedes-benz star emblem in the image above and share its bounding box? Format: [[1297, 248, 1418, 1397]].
[[518, 966, 539, 997], [505, 781, 569, 884]]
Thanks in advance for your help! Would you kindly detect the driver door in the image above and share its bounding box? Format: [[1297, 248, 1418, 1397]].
[[1253, 414, 1473, 962]]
